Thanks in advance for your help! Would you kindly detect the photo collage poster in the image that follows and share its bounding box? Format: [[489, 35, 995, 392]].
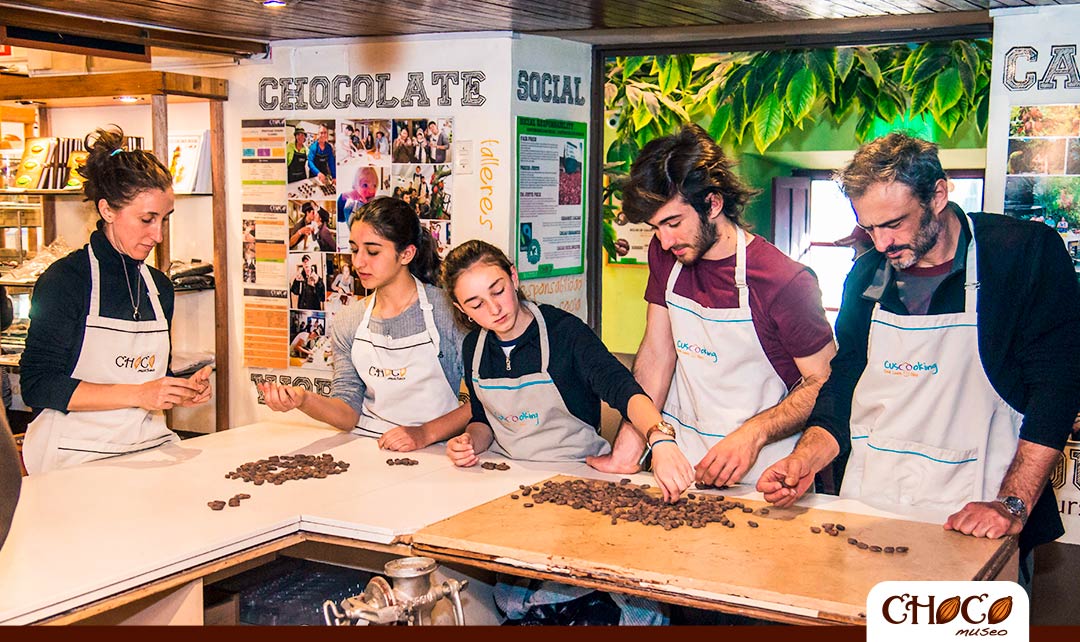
[[275, 117, 454, 370], [1004, 104, 1080, 274]]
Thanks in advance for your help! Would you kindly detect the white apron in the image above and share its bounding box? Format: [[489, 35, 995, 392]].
[[23, 244, 176, 473], [351, 278, 459, 436], [662, 229, 799, 484], [473, 301, 611, 462], [841, 216, 1022, 513]]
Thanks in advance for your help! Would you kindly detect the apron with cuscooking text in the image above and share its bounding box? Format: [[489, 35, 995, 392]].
[[473, 302, 611, 462], [841, 215, 1022, 513], [351, 278, 459, 436], [23, 244, 177, 473], [662, 229, 799, 484]]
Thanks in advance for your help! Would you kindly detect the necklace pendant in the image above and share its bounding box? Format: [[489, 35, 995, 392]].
[[133, 309, 140, 321]]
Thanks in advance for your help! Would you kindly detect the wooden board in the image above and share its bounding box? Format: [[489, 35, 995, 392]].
[[412, 475, 1014, 624]]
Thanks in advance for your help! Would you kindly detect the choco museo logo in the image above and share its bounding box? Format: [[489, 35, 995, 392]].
[[495, 411, 540, 427], [675, 340, 718, 364], [368, 366, 407, 381], [882, 360, 939, 376], [882, 593, 1014, 628], [115, 354, 157, 372]]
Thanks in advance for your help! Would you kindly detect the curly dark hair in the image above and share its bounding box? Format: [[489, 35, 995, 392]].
[[79, 125, 173, 230], [621, 123, 759, 226]]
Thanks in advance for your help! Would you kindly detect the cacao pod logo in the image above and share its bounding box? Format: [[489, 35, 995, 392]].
[[987, 596, 1013, 624], [935, 596, 961, 624]]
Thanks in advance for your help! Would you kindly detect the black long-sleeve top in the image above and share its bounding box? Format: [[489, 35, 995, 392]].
[[809, 205, 1080, 552], [21, 230, 174, 414], [462, 303, 645, 430]]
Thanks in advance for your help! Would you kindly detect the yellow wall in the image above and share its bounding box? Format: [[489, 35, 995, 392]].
[[600, 261, 650, 354]]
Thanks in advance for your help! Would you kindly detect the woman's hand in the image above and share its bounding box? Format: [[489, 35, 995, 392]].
[[446, 433, 478, 467], [177, 365, 213, 407], [379, 425, 429, 452], [137, 377, 203, 410], [256, 381, 306, 413], [650, 441, 695, 503]]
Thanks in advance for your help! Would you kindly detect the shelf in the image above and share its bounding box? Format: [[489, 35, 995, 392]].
[[0, 71, 229, 107], [1, 70, 231, 432], [0, 189, 81, 196]]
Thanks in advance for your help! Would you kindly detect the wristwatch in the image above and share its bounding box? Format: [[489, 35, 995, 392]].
[[644, 420, 676, 444], [638, 420, 677, 469], [996, 496, 1028, 523]]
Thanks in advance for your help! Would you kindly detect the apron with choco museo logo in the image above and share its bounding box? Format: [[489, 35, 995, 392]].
[[662, 228, 800, 484], [473, 301, 610, 462], [841, 215, 1022, 512], [23, 244, 177, 473], [350, 277, 460, 437]]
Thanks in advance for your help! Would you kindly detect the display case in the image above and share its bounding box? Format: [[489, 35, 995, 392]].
[[0, 71, 231, 431]]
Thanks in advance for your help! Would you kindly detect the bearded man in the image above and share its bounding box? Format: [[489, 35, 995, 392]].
[[588, 123, 836, 501], [758, 132, 1080, 590]]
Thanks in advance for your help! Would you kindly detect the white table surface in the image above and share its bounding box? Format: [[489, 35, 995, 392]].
[[0, 420, 943, 625]]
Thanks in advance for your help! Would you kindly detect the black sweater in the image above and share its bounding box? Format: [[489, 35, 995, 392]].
[[21, 231, 174, 413], [809, 205, 1080, 552], [462, 303, 645, 430]]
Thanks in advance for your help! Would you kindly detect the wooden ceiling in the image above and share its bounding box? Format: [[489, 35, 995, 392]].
[[0, 0, 1078, 56]]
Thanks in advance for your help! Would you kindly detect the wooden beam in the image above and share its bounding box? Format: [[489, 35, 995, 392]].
[[151, 93, 169, 271], [0, 72, 228, 103], [36, 106, 56, 246], [0, 6, 267, 58], [210, 100, 229, 432], [0, 24, 149, 63], [545, 8, 992, 49]]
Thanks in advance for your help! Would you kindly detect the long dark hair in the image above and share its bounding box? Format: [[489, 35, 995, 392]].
[[80, 125, 173, 231], [440, 239, 527, 329], [350, 196, 440, 284]]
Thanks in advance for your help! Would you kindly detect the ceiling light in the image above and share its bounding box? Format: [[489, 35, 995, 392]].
[[114, 96, 141, 103], [262, 0, 288, 6]]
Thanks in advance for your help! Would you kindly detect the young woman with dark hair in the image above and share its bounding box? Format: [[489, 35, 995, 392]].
[[259, 197, 469, 451], [439, 239, 671, 625], [441, 240, 677, 470], [20, 125, 213, 473]]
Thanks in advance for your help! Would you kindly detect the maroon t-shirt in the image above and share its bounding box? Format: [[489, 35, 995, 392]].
[[644, 234, 834, 389]]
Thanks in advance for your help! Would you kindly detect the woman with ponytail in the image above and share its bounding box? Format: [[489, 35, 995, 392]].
[[259, 197, 469, 450], [20, 126, 213, 473]]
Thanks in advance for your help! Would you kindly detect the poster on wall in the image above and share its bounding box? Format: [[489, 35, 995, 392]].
[[1004, 104, 1080, 274], [515, 117, 586, 279], [337, 119, 392, 251], [391, 118, 455, 257], [1051, 439, 1080, 545], [244, 115, 456, 373], [240, 119, 290, 369]]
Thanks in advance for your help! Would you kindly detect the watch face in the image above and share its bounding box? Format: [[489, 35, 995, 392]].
[[1000, 496, 1025, 517]]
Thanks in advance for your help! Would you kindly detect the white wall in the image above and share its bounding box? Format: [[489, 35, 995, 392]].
[[985, 5, 1080, 211], [204, 33, 596, 430], [985, 3, 1080, 556], [509, 36, 593, 318]]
